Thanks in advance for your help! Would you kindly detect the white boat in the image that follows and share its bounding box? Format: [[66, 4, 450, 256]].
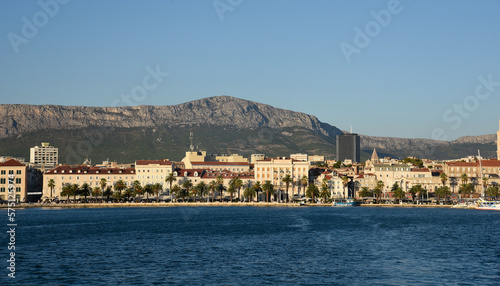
[[475, 198, 500, 211]]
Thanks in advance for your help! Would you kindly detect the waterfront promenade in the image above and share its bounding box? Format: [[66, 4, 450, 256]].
[[1, 202, 456, 209]]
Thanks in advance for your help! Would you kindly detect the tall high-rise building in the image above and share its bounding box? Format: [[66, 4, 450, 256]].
[[497, 120, 500, 160], [336, 133, 360, 163], [30, 142, 58, 169]]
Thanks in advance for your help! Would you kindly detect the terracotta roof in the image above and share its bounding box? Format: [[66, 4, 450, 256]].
[[136, 159, 173, 166], [191, 162, 250, 166], [174, 169, 205, 177], [46, 165, 135, 175], [412, 168, 430, 172], [202, 170, 254, 179], [0, 159, 25, 167]]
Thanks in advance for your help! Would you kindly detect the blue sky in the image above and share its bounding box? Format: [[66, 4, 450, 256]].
[[1, 0, 500, 140]]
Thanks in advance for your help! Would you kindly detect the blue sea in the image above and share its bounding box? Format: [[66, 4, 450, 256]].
[[1, 206, 499, 285]]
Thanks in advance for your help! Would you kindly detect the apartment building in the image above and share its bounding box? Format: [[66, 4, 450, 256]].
[[0, 159, 27, 202], [135, 160, 174, 187]]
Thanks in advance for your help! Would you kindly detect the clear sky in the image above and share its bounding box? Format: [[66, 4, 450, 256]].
[[1, 0, 500, 140]]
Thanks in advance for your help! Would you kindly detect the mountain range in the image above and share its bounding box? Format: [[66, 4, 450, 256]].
[[0, 96, 496, 164]]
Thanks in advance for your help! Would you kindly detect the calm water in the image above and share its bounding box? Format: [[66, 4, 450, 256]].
[[1, 206, 499, 285]]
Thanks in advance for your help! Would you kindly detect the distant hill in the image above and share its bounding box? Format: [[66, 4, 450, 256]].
[[0, 96, 496, 163]]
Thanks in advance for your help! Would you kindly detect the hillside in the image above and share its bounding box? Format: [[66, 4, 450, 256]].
[[0, 96, 496, 163]]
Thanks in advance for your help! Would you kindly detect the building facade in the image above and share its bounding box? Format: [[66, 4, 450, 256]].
[[30, 142, 58, 170], [135, 160, 174, 187], [254, 158, 310, 196], [336, 133, 360, 163], [0, 159, 27, 202]]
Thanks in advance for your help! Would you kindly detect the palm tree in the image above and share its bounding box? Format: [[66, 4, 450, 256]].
[[182, 180, 193, 201], [374, 180, 384, 203], [243, 186, 256, 202], [459, 183, 474, 199], [100, 178, 107, 203], [482, 177, 489, 196], [216, 175, 224, 202], [229, 177, 243, 201], [92, 187, 101, 203], [227, 185, 236, 202], [114, 180, 127, 196], [71, 184, 79, 203], [440, 173, 448, 187], [144, 184, 154, 200], [358, 187, 372, 198], [435, 186, 451, 204], [152, 183, 163, 202], [103, 186, 113, 202], [47, 179, 55, 199], [306, 184, 319, 203], [61, 184, 72, 203], [171, 185, 181, 202], [301, 175, 308, 198], [123, 187, 134, 201], [282, 174, 292, 202], [209, 180, 217, 202], [196, 182, 208, 202], [133, 180, 143, 199], [460, 173, 468, 185], [408, 185, 420, 202], [486, 186, 499, 198], [165, 173, 176, 203], [252, 181, 263, 202], [341, 176, 349, 199], [320, 178, 329, 203], [80, 183, 91, 202], [261, 181, 273, 202], [393, 186, 406, 204]]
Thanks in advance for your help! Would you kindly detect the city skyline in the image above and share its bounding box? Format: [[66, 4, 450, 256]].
[[1, 1, 500, 140]]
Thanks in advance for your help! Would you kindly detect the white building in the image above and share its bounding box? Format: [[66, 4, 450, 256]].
[[135, 160, 174, 187], [30, 142, 58, 169]]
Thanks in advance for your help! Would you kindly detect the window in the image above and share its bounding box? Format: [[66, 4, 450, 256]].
[[16, 187, 21, 193], [0, 178, 5, 184], [15, 178, 21, 184], [0, 187, 5, 192], [16, 170, 21, 174], [9, 170, 13, 175]]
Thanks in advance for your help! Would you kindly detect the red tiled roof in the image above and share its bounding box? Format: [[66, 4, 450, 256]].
[[136, 159, 173, 166], [201, 170, 254, 179], [191, 162, 250, 166], [0, 159, 25, 167], [412, 168, 430, 172], [174, 169, 205, 177], [46, 165, 135, 174]]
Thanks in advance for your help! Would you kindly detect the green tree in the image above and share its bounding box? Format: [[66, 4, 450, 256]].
[[61, 184, 71, 203], [440, 173, 448, 186], [306, 184, 319, 203], [182, 180, 193, 201], [71, 184, 80, 203], [358, 187, 372, 198], [171, 185, 181, 202], [486, 186, 499, 198], [229, 177, 243, 201], [209, 180, 217, 202], [123, 187, 134, 201], [282, 174, 293, 202], [133, 180, 143, 198], [435, 186, 451, 204], [301, 175, 308, 198], [243, 186, 255, 202], [196, 181, 208, 202], [144, 184, 154, 200], [165, 173, 176, 203], [114, 180, 127, 196], [459, 183, 474, 199], [374, 181, 384, 203], [92, 187, 101, 203], [261, 181, 273, 202], [460, 173, 468, 185], [103, 186, 113, 202], [320, 178, 330, 202], [80, 183, 91, 202], [393, 186, 406, 204], [152, 183, 163, 202], [408, 185, 422, 202], [47, 179, 55, 199], [216, 175, 224, 202], [253, 181, 263, 202], [100, 178, 107, 203]]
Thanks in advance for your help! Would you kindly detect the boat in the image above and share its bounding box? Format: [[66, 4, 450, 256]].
[[475, 198, 500, 211], [332, 199, 360, 207]]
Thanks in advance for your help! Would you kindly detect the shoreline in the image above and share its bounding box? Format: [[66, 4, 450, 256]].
[[1, 202, 457, 209]]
